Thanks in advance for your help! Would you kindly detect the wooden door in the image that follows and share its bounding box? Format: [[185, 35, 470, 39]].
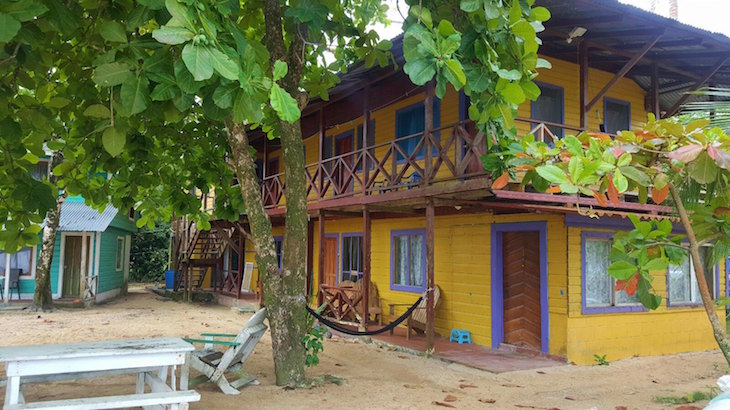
[[62, 236, 82, 298], [502, 231, 541, 350], [323, 237, 338, 286]]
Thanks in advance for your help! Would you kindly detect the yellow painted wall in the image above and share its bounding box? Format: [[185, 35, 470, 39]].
[[309, 212, 569, 355], [565, 226, 725, 364]]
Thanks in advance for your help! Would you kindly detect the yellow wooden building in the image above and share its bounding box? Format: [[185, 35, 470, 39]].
[[173, 0, 730, 365]]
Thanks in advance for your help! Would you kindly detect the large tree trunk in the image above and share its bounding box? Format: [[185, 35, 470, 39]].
[[226, 122, 307, 387], [31, 154, 66, 311], [669, 183, 730, 365]]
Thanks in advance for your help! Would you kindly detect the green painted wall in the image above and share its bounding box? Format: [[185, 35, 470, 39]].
[[97, 226, 129, 294]]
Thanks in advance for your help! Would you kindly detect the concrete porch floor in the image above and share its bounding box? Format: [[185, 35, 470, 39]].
[[356, 326, 567, 373]]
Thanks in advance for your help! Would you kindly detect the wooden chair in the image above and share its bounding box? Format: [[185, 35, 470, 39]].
[[352, 281, 383, 325], [388, 285, 441, 340], [184, 308, 267, 395]]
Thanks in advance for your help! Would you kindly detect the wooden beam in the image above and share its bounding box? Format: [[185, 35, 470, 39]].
[[664, 55, 730, 118], [317, 211, 326, 306], [425, 198, 435, 352], [579, 40, 589, 129], [318, 108, 324, 193], [306, 218, 314, 297], [549, 14, 623, 28], [586, 28, 664, 39], [424, 81, 434, 184], [362, 84, 370, 191], [586, 34, 663, 112], [652, 63, 660, 118], [361, 206, 371, 331], [659, 79, 695, 95]]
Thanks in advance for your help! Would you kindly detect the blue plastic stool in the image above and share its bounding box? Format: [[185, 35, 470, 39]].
[[449, 329, 471, 344]]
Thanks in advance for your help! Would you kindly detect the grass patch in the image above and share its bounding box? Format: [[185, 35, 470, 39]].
[[653, 390, 716, 405]]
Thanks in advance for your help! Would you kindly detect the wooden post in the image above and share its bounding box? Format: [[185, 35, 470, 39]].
[[362, 85, 370, 192], [424, 82, 434, 184], [80, 230, 87, 299], [579, 40, 589, 130], [236, 232, 244, 299], [652, 63, 661, 118], [425, 198, 435, 352], [307, 218, 314, 296], [318, 108, 325, 195], [361, 206, 371, 331], [317, 210, 326, 306]]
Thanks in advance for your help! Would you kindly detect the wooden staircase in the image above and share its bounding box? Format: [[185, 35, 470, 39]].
[[173, 223, 228, 292]]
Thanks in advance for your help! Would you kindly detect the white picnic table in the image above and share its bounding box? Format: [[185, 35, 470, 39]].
[[0, 337, 200, 410]]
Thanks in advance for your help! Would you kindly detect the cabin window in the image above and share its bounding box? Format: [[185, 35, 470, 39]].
[[395, 100, 440, 162], [582, 233, 640, 313], [604, 98, 631, 134], [341, 234, 363, 283], [391, 229, 426, 292], [274, 236, 283, 270], [0, 247, 33, 277], [531, 83, 564, 139], [30, 160, 49, 181], [668, 247, 716, 305], [115, 237, 124, 271]]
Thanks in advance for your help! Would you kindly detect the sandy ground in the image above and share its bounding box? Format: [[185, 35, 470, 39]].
[[0, 287, 725, 410]]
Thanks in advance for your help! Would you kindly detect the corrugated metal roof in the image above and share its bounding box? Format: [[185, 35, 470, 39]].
[[55, 202, 119, 232]]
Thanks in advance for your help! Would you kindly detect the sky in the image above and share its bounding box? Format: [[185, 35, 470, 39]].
[[373, 0, 730, 39]]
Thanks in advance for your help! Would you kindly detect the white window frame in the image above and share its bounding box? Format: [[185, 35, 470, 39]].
[[668, 246, 717, 305], [0, 246, 37, 279], [115, 237, 124, 271], [583, 233, 641, 313]]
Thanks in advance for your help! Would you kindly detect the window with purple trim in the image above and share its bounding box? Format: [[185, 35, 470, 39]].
[[668, 246, 716, 305], [341, 235, 363, 283], [584, 235, 639, 309], [391, 230, 425, 292]]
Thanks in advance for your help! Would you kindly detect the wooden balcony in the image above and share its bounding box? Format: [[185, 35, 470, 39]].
[[258, 118, 585, 212]]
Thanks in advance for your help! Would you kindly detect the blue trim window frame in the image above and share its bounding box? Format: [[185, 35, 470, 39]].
[[666, 245, 719, 307], [581, 231, 643, 314], [341, 233, 363, 283], [603, 97, 631, 135], [395, 99, 441, 163], [390, 229, 427, 293], [531, 82, 565, 139], [274, 236, 283, 270]]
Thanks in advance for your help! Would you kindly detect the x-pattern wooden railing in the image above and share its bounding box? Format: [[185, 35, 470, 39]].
[[254, 118, 580, 209]]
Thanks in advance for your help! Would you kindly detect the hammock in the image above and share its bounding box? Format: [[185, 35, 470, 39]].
[[305, 296, 423, 336]]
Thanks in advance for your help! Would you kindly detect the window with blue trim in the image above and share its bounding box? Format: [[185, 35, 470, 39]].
[[583, 234, 639, 310], [391, 230, 426, 292], [274, 236, 283, 270], [531, 83, 564, 139], [668, 247, 717, 305], [604, 98, 631, 135], [395, 100, 440, 161], [341, 235, 363, 283]]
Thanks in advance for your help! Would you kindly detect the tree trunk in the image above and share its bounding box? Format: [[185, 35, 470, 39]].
[[669, 183, 730, 365], [226, 122, 307, 386], [31, 153, 66, 311]]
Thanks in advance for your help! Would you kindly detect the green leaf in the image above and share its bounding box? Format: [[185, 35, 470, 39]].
[[152, 26, 194, 45], [84, 104, 111, 118], [521, 81, 540, 100], [511, 20, 535, 40], [209, 47, 239, 81], [643, 258, 668, 272], [563, 136, 583, 157], [121, 75, 150, 115], [273, 60, 288, 81], [460, 0, 480, 13], [182, 43, 214, 81], [93, 62, 132, 87], [637, 275, 661, 310], [437, 20, 457, 37], [497, 69, 522, 81], [404, 58, 436, 85], [99, 21, 127, 43], [0, 1, 48, 22], [0, 13, 21, 43], [613, 168, 628, 193], [47, 97, 71, 108], [618, 166, 650, 186], [443, 59, 466, 89], [150, 82, 178, 101], [689, 152, 718, 184], [607, 260, 637, 280], [269, 83, 300, 123], [102, 127, 126, 157], [165, 0, 196, 31], [138, 0, 166, 9], [536, 164, 569, 184], [531, 6, 551, 21], [500, 82, 525, 105], [213, 84, 236, 109], [536, 58, 552, 69]]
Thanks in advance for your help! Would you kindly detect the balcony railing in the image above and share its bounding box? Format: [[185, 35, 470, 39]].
[[257, 118, 586, 209]]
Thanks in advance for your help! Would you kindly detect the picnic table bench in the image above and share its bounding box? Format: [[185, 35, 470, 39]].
[[0, 337, 199, 410]]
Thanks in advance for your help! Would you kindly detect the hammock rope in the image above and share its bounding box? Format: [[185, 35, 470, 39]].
[[305, 296, 423, 336]]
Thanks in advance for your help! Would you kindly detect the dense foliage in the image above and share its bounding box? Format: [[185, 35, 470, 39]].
[[130, 221, 170, 283]]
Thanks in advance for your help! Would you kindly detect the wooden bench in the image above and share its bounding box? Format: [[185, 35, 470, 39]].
[[0, 337, 199, 410]]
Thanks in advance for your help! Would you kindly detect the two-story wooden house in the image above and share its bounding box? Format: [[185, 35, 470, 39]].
[[173, 0, 730, 364]]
